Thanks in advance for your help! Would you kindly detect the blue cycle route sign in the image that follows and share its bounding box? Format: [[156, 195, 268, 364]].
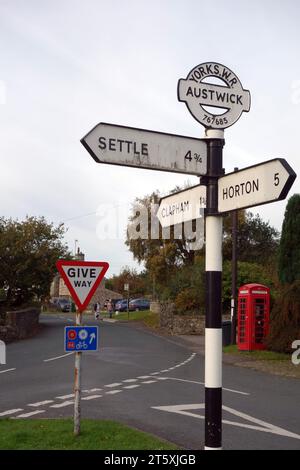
[[64, 326, 98, 352]]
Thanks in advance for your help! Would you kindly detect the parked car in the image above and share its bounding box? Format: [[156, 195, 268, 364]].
[[111, 298, 123, 311], [129, 298, 150, 311], [52, 297, 72, 312], [114, 299, 129, 312]]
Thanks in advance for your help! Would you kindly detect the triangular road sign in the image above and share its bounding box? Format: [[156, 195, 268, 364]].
[[56, 260, 109, 312]]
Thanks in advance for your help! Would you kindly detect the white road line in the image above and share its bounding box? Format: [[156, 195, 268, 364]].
[[162, 377, 250, 396], [82, 395, 102, 401], [105, 390, 122, 395], [142, 380, 157, 384], [160, 369, 169, 373], [105, 383, 122, 388], [0, 368, 16, 374], [122, 379, 138, 383], [56, 394, 74, 400], [28, 400, 54, 407], [44, 352, 73, 362], [50, 400, 74, 408], [83, 388, 102, 393], [123, 385, 140, 390], [0, 409, 23, 417], [150, 372, 160, 376], [156, 377, 169, 380], [16, 410, 45, 418], [137, 375, 152, 379], [153, 404, 300, 441]]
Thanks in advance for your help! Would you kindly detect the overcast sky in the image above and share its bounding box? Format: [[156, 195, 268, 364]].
[[0, 0, 299, 275]]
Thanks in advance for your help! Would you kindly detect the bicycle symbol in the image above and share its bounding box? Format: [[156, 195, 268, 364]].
[[76, 341, 88, 350]]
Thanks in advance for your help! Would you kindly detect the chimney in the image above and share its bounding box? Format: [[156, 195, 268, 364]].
[[75, 247, 85, 261]]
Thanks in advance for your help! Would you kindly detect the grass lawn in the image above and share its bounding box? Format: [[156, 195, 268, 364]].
[[223, 344, 289, 361], [0, 419, 178, 450], [113, 310, 160, 329]]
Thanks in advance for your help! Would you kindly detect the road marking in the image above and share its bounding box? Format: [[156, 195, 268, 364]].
[[150, 372, 160, 376], [82, 395, 102, 401], [28, 400, 54, 407], [123, 385, 140, 390], [83, 388, 102, 393], [16, 410, 45, 418], [162, 377, 250, 396], [105, 383, 122, 388], [152, 403, 300, 441], [142, 380, 157, 384], [0, 368, 16, 374], [0, 408, 23, 417], [122, 379, 138, 383], [105, 390, 122, 395], [44, 352, 73, 362], [50, 400, 74, 408], [137, 375, 152, 379], [56, 394, 74, 399]]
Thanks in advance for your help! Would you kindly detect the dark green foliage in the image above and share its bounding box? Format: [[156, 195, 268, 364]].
[[278, 194, 300, 284], [223, 211, 279, 265], [266, 281, 300, 353], [0, 216, 70, 307], [222, 261, 274, 311]]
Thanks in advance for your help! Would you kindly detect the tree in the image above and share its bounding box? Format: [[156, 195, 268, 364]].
[[0, 216, 70, 306], [223, 211, 279, 266], [105, 267, 147, 297], [278, 194, 300, 284]]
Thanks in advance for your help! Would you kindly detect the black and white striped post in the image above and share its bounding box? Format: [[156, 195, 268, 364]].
[[204, 128, 224, 450]]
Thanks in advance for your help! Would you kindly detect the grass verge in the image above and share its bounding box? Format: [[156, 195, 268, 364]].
[[223, 344, 289, 361], [114, 310, 160, 329], [0, 418, 178, 450]]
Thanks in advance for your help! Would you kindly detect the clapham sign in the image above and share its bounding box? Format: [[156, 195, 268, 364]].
[[56, 260, 109, 312], [178, 62, 251, 129]]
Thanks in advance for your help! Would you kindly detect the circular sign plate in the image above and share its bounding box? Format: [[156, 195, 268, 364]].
[[78, 329, 88, 340], [178, 62, 251, 129], [68, 329, 77, 340]]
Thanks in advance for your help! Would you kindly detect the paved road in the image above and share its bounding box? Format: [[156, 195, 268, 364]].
[[0, 314, 299, 450]]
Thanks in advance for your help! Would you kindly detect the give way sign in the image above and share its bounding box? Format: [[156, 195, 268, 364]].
[[56, 260, 109, 312]]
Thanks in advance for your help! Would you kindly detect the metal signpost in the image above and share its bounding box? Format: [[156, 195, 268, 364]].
[[177, 62, 252, 450], [177, 61, 295, 450], [81, 61, 296, 450], [56, 260, 109, 435]]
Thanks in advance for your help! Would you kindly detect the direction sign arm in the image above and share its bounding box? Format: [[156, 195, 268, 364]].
[[277, 158, 297, 200]]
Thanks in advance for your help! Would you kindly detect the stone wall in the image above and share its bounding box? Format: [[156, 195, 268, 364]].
[[0, 307, 40, 343], [158, 302, 230, 335], [159, 302, 205, 335]]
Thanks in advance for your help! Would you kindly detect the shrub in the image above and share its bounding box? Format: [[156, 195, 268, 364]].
[[266, 280, 300, 353], [174, 287, 204, 315]]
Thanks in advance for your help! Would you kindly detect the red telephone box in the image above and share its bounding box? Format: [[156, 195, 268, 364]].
[[237, 283, 270, 351]]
